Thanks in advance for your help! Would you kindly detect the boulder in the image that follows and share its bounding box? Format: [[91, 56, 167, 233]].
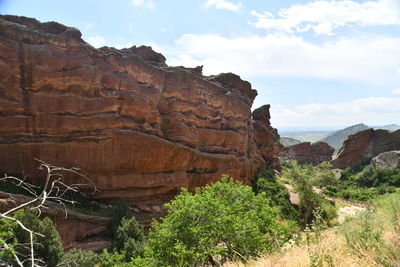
[[280, 142, 334, 164], [0, 15, 282, 207], [333, 129, 400, 168], [371, 150, 400, 169]]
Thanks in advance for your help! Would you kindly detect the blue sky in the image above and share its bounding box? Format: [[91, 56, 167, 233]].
[[1, 0, 400, 129]]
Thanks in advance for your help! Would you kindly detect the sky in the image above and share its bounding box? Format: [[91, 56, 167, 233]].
[[1, 0, 400, 129]]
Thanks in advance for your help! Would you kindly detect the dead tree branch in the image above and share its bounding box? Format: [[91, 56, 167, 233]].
[[0, 159, 97, 267]]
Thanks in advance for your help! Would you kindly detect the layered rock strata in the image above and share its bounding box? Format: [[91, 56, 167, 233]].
[[333, 129, 400, 168], [0, 15, 280, 207], [280, 142, 334, 164]]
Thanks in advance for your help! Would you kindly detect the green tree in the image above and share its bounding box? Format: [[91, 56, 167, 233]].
[[108, 198, 133, 238], [14, 209, 64, 267], [145, 176, 291, 266], [115, 217, 146, 260], [253, 167, 300, 221], [281, 162, 323, 225]]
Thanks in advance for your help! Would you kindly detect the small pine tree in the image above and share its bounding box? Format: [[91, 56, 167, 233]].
[[14, 209, 64, 267], [116, 216, 146, 260]]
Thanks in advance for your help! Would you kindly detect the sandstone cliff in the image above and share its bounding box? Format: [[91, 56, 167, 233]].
[[280, 141, 334, 164], [0, 15, 281, 207], [333, 129, 400, 168]]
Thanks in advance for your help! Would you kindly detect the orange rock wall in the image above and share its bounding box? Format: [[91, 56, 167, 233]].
[[0, 15, 280, 206], [333, 129, 400, 168], [280, 142, 334, 164]]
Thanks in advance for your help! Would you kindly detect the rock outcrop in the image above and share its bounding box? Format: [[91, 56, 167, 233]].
[[333, 129, 400, 169], [0, 15, 281, 208], [371, 150, 400, 169], [280, 142, 334, 164]]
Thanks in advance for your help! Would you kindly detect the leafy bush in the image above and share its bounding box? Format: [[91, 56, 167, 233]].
[[337, 186, 377, 201], [332, 163, 400, 201], [253, 167, 299, 221], [0, 218, 18, 264], [313, 162, 338, 187], [58, 249, 98, 267], [281, 162, 323, 225], [355, 165, 400, 187], [13, 209, 64, 267], [145, 176, 292, 266], [108, 198, 133, 238], [115, 217, 146, 260], [97, 249, 129, 267]]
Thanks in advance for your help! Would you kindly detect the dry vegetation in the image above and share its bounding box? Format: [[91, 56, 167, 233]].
[[224, 192, 400, 267]]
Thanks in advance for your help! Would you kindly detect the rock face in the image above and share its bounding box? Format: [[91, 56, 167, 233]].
[[280, 142, 334, 164], [333, 129, 400, 169], [0, 15, 280, 207], [371, 150, 400, 169]]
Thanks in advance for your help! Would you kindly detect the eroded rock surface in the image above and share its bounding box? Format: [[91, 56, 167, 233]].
[[0, 15, 281, 207], [333, 129, 400, 169], [280, 142, 334, 164], [371, 150, 400, 169]]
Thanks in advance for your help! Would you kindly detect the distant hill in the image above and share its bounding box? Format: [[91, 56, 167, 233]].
[[280, 137, 301, 147], [320, 123, 370, 154], [279, 131, 332, 143], [372, 124, 400, 131], [279, 123, 400, 153]]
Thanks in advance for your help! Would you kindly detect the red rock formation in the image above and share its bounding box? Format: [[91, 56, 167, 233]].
[[333, 129, 400, 168], [252, 105, 282, 169], [0, 15, 281, 207], [280, 142, 334, 164]]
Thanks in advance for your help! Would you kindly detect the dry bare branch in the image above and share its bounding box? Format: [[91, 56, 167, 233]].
[[0, 159, 97, 266]]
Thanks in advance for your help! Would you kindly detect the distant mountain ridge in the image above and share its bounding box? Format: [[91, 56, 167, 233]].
[[279, 123, 400, 152], [320, 123, 370, 154], [280, 137, 301, 147], [371, 124, 400, 131]]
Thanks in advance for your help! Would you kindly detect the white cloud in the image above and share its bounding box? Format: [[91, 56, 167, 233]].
[[85, 36, 133, 49], [166, 33, 400, 84], [203, 0, 243, 12], [250, 0, 400, 35], [86, 36, 106, 48], [392, 88, 400, 94], [131, 0, 155, 10], [271, 97, 400, 127]]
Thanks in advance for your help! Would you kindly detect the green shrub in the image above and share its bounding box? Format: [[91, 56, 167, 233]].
[[337, 186, 377, 201], [145, 176, 292, 266], [313, 162, 338, 187], [108, 198, 133, 238], [97, 249, 128, 267], [115, 217, 146, 260], [281, 162, 323, 225], [253, 167, 299, 221], [58, 249, 98, 267], [13, 209, 64, 267], [280, 161, 337, 225], [0, 218, 18, 264]]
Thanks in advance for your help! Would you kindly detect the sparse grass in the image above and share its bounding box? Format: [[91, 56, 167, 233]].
[[224, 192, 400, 267]]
